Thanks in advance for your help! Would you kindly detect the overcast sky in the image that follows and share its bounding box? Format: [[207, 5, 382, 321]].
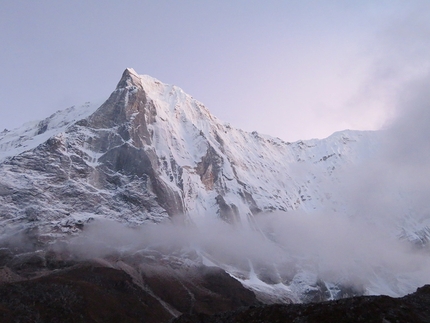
[[1, 0, 429, 141]]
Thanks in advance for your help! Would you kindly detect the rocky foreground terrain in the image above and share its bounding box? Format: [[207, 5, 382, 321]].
[[0, 235, 427, 323], [0, 249, 429, 323], [173, 285, 430, 323], [0, 241, 259, 323]]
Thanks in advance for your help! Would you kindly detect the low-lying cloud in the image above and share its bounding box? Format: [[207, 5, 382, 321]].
[[65, 202, 430, 298]]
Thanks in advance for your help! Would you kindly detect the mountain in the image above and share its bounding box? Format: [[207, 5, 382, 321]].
[[0, 68, 429, 319], [0, 68, 375, 235]]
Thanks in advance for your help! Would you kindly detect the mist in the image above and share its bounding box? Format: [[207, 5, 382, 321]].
[[66, 201, 430, 298]]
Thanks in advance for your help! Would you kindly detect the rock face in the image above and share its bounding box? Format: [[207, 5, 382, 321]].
[[0, 68, 376, 239]]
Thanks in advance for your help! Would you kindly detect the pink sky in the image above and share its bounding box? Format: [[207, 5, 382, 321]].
[[1, 0, 429, 141]]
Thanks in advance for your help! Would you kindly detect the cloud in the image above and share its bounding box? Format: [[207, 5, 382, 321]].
[[63, 196, 430, 297]]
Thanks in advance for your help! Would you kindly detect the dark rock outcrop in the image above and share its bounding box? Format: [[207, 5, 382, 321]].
[[0, 250, 260, 323], [0, 265, 173, 323], [173, 285, 430, 323]]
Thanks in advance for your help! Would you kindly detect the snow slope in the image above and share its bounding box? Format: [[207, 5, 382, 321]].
[[0, 102, 98, 162]]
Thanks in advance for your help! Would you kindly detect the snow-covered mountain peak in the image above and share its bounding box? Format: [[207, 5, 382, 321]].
[[116, 68, 176, 100], [119, 68, 216, 125], [125, 67, 138, 75], [1, 68, 430, 301], [116, 67, 141, 88], [0, 68, 378, 232]]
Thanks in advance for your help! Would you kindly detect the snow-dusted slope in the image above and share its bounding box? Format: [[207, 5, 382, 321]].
[[0, 102, 98, 162]]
